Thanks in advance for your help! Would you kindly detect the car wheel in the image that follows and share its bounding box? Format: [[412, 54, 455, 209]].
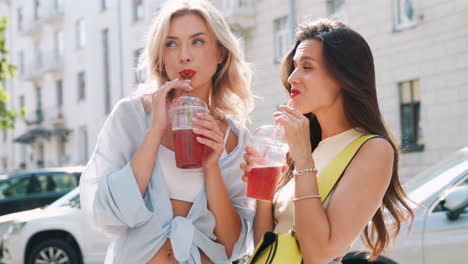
[[27, 239, 80, 264]]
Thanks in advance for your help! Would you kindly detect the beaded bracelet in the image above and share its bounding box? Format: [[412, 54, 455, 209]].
[[293, 194, 321, 202], [292, 167, 318, 176]]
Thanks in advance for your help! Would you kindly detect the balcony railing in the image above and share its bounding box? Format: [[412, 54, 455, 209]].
[[40, 0, 64, 25], [24, 57, 44, 81], [23, 106, 65, 128], [23, 108, 44, 126], [42, 52, 64, 74], [20, 19, 43, 38], [42, 106, 66, 128], [221, 0, 256, 32]]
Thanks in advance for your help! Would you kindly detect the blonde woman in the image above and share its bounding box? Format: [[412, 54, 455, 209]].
[[80, 1, 254, 263]]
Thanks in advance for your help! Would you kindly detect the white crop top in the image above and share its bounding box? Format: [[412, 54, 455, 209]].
[[158, 126, 231, 202]]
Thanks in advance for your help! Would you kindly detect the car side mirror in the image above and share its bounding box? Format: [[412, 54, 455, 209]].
[[69, 200, 81, 209], [445, 185, 468, 221]]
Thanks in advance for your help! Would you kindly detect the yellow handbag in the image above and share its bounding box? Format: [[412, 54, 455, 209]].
[[247, 135, 379, 264]]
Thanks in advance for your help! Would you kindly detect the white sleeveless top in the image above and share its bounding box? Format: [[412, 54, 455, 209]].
[[158, 126, 231, 202], [273, 128, 365, 233]]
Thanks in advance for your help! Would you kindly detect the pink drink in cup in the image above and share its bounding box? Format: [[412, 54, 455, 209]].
[[171, 96, 209, 169], [247, 128, 289, 200]]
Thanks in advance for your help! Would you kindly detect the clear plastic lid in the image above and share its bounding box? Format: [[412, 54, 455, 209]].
[[249, 126, 289, 167], [172, 96, 208, 109], [170, 96, 209, 130], [253, 125, 287, 143]]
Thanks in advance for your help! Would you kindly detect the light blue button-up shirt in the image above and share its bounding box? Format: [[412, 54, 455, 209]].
[[80, 96, 254, 264]]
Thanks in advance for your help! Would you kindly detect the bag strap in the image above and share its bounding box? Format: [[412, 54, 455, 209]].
[[248, 232, 278, 263], [317, 134, 380, 203]]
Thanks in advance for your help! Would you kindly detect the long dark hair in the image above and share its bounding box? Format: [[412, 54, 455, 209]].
[[278, 19, 414, 260]]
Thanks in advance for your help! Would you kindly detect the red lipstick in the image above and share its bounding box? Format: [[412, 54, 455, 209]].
[[290, 89, 301, 98], [179, 69, 197, 80]]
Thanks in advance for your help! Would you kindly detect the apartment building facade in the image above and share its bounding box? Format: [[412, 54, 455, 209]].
[[222, 0, 468, 180], [0, 0, 162, 171], [1, 0, 467, 181]]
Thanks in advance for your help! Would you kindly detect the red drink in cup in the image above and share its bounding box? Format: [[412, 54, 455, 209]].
[[246, 129, 289, 201], [171, 96, 209, 169], [173, 129, 205, 169], [247, 166, 283, 200]]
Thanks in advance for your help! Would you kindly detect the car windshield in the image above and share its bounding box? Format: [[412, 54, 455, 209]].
[[0, 175, 29, 199], [404, 146, 468, 201], [46, 187, 80, 209]]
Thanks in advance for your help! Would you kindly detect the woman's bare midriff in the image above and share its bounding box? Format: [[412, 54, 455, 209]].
[[142, 98, 234, 263], [146, 199, 214, 264]]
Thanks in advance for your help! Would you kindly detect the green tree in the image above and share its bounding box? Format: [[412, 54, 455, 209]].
[[0, 16, 17, 130]]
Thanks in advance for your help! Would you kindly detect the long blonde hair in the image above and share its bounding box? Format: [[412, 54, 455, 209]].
[[136, 0, 253, 123]]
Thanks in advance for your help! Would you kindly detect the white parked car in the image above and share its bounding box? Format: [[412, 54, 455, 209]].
[[1, 188, 113, 264], [343, 146, 468, 264]]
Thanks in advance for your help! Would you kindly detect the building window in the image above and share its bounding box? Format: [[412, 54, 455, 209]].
[[399, 80, 424, 152], [102, 0, 110, 10], [34, 43, 43, 69], [57, 138, 67, 165], [274, 17, 289, 63], [20, 145, 26, 166], [76, 19, 86, 49], [1, 157, 7, 171], [327, 0, 347, 21], [19, 51, 24, 75], [34, 0, 41, 20], [55, 30, 64, 58], [17, 8, 23, 31], [77, 71, 86, 101], [327, 0, 345, 15], [78, 126, 89, 164], [394, 0, 416, 31], [134, 0, 144, 21], [19, 95, 25, 111], [134, 48, 143, 84], [102, 29, 111, 113], [37, 143, 44, 167], [35, 86, 43, 124], [56, 79, 63, 107], [54, 0, 64, 12]]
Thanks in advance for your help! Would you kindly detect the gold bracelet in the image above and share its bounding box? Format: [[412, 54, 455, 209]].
[[292, 194, 321, 202]]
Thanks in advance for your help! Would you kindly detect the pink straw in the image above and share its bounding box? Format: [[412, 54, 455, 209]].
[[271, 97, 293, 140], [259, 97, 293, 162]]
